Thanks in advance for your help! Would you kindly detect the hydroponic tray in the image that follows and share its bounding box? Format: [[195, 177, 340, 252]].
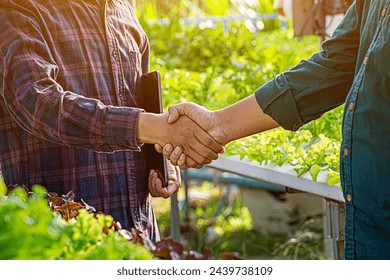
[[208, 155, 344, 203]]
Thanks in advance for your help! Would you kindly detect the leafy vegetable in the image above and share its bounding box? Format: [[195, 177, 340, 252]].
[[0, 183, 154, 260], [0, 179, 236, 260]]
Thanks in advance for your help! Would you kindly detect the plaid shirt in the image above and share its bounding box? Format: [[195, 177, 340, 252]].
[[0, 0, 159, 240]]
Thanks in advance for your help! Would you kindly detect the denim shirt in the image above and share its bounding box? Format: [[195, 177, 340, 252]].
[[255, 0, 390, 259]]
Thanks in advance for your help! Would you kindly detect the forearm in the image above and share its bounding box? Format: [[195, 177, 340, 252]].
[[256, 4, 360, 131], [3, 79, 144, 152], [215, 94, 279, 143], [137, 112, 166, 145]]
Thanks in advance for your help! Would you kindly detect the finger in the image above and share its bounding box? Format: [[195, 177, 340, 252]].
[[153, 177, 164, 197], [183, 123, 222, 161], [178, 164, 189, 170], [186, 156, 203, 169], [177, 153, 188, 169], [186, 135, 218, 163], [184, 145, 212, 165], [194, 128, 224, 155], [166, 115, 219, 164], [177, 161, 189, 170], [154, 144, 163, 153], [169, 146, 184, 166], [164, 181, 180, 198], [186, 156, 196, 167], [162, 144, 175, 159], [153, 180, 174, 199], [167, 165, 178, 181], [148, 170, 159, 197]]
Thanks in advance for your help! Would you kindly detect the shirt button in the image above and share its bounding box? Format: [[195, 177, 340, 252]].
[[344, 148, 349, 156], [381, 8, 387, 17], [363, 57, 368, 65], [346, 194, 352, 202], [349, 103, 354, 110], [112, 50, 118, 58]]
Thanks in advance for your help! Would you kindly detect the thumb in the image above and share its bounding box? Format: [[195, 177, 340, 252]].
[[167, 102, 199, 124], [167, 162, 178, 181], [168, 171, 177, 181], [168, 102, 207, 124], [167, 105, 181, 124]]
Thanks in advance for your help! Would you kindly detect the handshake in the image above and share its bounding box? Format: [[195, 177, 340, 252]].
[[138, 94, 278, 171], [140, 95, 279, 198], [140, 102, 227, 199], [153, 102, 229, 170], [138, 94, 279, 169]]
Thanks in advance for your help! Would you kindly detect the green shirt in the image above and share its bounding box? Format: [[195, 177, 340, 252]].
[[255, 0, 390, 259]]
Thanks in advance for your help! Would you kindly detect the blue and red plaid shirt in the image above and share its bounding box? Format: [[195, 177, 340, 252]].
[[0, 0, 159, 240]]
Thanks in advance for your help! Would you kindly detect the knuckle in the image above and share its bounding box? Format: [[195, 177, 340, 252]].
[[205, 137, 215, 146], [211, 154, 218, 160], [163, 147, 173, 155], [170, 156, 180, 164], [179, 162, 189, 169], [208, 151, 218, 160]]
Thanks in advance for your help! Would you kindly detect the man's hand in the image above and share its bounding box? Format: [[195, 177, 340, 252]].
[[148, 161, 180, 199], [138, 112, 224, 166], [155, 95, 279, 169], [155, 102, 228, 169], [155, 144, 190, 169], [168, 102, 228, 145]]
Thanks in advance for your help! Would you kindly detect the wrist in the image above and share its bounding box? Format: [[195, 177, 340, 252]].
[[212, 110, 230, 145], [137, 112, 167, 145], [215, 94, 279, 143]]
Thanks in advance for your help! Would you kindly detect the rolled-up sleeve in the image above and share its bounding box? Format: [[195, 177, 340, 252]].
[[255, 1, 362, 131]]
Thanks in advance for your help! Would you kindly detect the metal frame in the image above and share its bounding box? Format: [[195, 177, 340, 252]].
[[326, 200, 345, 260], [170, 156, 346, 259], [208, 156, 344, 202]]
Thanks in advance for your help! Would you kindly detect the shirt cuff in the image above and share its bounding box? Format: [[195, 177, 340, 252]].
[[104, 106, 144, 151], [255, 73, 304, 131]]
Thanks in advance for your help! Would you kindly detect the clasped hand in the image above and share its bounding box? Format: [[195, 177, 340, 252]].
[[145, 107, 225, 198], [155, 103, 228, 170]]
